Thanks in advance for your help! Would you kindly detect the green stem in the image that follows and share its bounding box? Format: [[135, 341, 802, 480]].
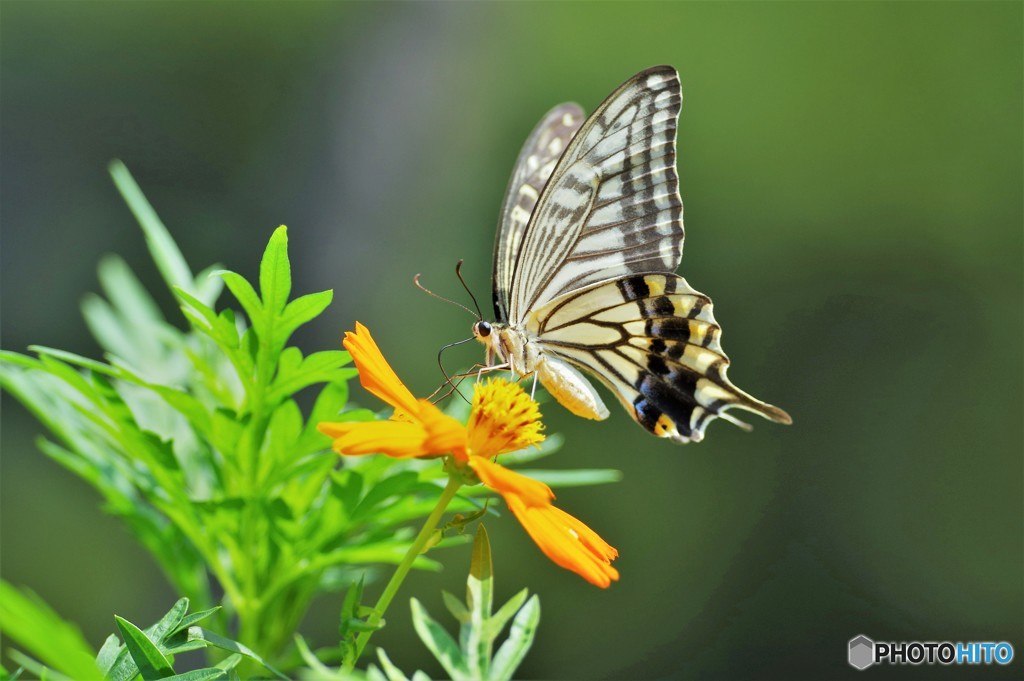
[[348, 475, 463, 667]]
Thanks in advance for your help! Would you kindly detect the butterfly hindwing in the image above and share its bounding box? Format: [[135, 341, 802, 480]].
[[507, 66, 685, 322], [527, 274, 791, 442]]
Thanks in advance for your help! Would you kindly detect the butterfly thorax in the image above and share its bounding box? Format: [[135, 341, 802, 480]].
[[472, 320, 536, 375]]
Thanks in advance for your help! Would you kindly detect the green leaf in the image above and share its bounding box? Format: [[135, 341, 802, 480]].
[[410, 599, 467, 681], [495, 433, 564, 465], [484, 589, 529, 642], [114, 615, 174, 679], [374, 649, 411, 681], [512, 468, 622, 487], [143, 597, 189, 641], [219, 271, 263, 333], [185, 628, 287, 680], [259, 226, 292, 315], [168, 606, 221, 637], [280, 290, 334, 335], [488, 595, 540, 681], [163, 670, 227, 681], [268, 350, 354, 404], [0, 581, 98, 680], [109, 160, 195, 298], [441, 591, 469, 624], [465, 525, 494, 678]]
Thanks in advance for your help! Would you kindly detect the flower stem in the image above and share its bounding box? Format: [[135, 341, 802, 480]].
[[349, 475, 462, 667]]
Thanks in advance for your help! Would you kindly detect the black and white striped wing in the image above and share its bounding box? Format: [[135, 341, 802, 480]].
[[526, 274, 792, 443], [492, 103, 585, 323], [507, 65, 685, 323]]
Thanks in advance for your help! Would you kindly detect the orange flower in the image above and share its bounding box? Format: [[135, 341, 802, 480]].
[[318, 323, 619, 587]]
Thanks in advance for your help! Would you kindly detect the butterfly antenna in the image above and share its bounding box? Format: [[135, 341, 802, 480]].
[[455, 260, 483, 319], [414, 273, 478, 318], [431, 336, 476, 404]]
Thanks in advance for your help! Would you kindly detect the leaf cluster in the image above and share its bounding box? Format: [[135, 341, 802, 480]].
[[0, 164, 469, 666]]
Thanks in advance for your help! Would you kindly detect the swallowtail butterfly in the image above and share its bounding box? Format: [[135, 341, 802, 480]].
[[472, 65, 791, 443]]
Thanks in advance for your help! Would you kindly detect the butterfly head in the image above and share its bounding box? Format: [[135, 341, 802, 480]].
[[472, 320, 492, 339]]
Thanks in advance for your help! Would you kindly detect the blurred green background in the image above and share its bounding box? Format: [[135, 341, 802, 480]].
[[2, 2, 1020, 679]]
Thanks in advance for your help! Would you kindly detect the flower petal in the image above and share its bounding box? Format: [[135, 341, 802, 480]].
[[416, 398, 469, 460], [469, 457, 553, 507], [506, 495, 619, 588], [318, 420, 433, 458], [343, 322, 420, 415]]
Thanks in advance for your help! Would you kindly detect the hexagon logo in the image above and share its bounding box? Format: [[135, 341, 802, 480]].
[[849, 635, 875, 670]]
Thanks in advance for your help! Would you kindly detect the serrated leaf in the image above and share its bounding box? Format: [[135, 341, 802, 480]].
[[410, 599, 467, 681], [488, 595, 540, 681], [114, 615, 173, 679]]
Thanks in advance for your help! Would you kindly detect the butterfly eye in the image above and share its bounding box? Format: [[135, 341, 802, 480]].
[[474, 321, 492, 338]]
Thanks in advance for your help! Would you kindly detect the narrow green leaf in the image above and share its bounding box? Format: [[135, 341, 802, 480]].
[[97, 254, 164, 325], [410, 599, 467, 681], [279, 289, 333, 335], [186, 628, 287, 680], [488, 595, 540, 681], [114, 616, 173, 679], [468, 524, 493, 617], [7, 650, 75, 681], [143, 597, 189, 641], [352, 471, 422, 521], [484, 588, 530, 642], [168, 606, 221, 637], [0, 582, 98, 680], [192, 263, 226, 306], [259, 226, 291, 315], [96, 634, 122, 674], [219, 271, 263, 331], [163, 670, 227, 681], [374, 649, 410, 681], [494, 433, 564, 465], [509, 468, 622, 487], [109, 160, 195, 295], [441, 590, 469, 624]]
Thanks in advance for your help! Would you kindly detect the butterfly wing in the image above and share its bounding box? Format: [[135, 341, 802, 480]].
[[492, 103, 585, 323], [506, 65, 685, 323], [526, 274, 792, 443]]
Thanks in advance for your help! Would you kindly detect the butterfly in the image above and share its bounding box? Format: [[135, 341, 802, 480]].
[[472, 65, 791, 443]]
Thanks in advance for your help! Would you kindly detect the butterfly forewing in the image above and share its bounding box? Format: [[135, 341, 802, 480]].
[[493, 103, 585, 323], [508, 66, 684, 322]]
